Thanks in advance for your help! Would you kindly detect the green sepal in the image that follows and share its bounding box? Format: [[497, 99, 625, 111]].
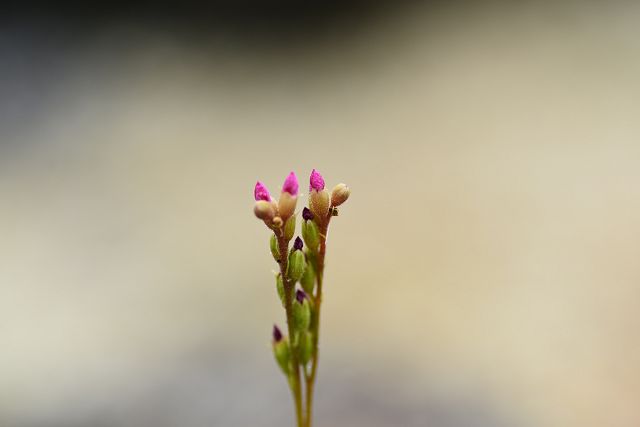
[[284, 215, 296, 241], [276, 274, 285, 306], [302, 220, 320, 253], [287, 250, 306, 283], [293, 299, 311, 332], [270, 234, 280, 262], [299, 331, 313, 365], [273, 339, 291, 375], [300, 258, 315, 294]]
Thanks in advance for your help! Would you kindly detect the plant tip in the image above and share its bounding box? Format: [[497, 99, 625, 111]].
[[309, 169, 325, 192], [254, 181, 271, 202], [282, 172, 299, 196]]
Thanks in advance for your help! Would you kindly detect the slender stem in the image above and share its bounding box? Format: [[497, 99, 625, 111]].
[[276, 231, 305, 427], [304, 218, 330, 427]]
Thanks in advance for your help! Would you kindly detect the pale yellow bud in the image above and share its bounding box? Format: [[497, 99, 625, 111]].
[[278, 192, 298, 221], [309, 189, 330, 221], [330, 183, 350, 206], [254, 200, 275, 221]]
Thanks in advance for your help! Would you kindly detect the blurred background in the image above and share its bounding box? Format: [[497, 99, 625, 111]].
[[2, 1, 640, 426]]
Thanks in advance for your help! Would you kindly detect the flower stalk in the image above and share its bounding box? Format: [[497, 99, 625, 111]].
[[253, 170, 350, 427]]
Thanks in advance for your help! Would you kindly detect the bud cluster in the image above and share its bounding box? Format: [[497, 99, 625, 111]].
[[252, 169, 350, 427]]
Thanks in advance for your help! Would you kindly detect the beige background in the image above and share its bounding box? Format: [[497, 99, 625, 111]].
[[1, 2, 639, 426]]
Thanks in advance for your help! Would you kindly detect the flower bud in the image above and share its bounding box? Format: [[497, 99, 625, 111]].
[[273, 324, 283, 342], [272, 216, 283, 228], [287, 248, 306, 282], [254, 200, 275, 222], [272, 325, 291, 374], [330, 183, 350, 206], [284, 216, 296, 241], [298, 331, 313, 365], [296, 288, 308, 303], [309, 189, 330, 221], [300, 260, 315, 294], [309, 169, 325, 192], [276, 273, 285, 306], [302, 207, 314, 222], [293, 290, 311, 331], [277, 172, 299, 221], [293, 236, 304, 251], [270, 234, 280, 262], [254, 181, 272, 201], [278, 192, 297, 221], [282, 171, 299, 196], [301, 219, 320, 252]]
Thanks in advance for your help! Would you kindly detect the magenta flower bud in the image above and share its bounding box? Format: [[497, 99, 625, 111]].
[[309, 169, 325, 192], [296, 289, 308, 304], [282, 171, 299, 196], [273, 324, 283, 342], [302, 207, 314, 222], [278, 172, 298, 221], [254, 181, 271, 201], [293, 236, 304, 251]]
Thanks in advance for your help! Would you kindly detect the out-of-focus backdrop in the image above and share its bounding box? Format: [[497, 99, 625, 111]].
[[2, 2, 639, 426]]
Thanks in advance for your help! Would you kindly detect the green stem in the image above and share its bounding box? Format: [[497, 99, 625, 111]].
[[276, 231, 305, 427], [304, 218, 330, 427]]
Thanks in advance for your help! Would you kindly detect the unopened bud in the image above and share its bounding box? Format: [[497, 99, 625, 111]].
[[302, 207, 314, 222], [254, 200, 275, 222], [282, 172, 299, 196], [287, 249, 306, 282], [300, 260, 315, 294], [284, 216, 296, 241], [293, 236, 304, 251], [301, 220, 320, 252], [330, 183, 350, 206], [254, 181, 272, 202], [278, 192, 298, 221], [273, 324, 283, 342], [309, 189, 330, 221], [270, 234, 280, 262], [272, 325, 291, 374], [299, 331, 313, 365], [296, 289, 308, 303], [309, 169, 325, 192], [293, 290, 311, 331], [272, 216, 283, 228]]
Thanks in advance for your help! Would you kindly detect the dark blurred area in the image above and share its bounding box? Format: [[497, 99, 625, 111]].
[[1, 1, 403, 41]]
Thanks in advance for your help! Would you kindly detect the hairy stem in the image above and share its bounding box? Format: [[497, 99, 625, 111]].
[[276, 231, 305, 427]]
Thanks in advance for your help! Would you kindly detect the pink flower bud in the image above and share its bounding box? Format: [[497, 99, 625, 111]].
[[309, 169, 325, 192], [254, 181, 271, 201], [282, 172, 299, 196]]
